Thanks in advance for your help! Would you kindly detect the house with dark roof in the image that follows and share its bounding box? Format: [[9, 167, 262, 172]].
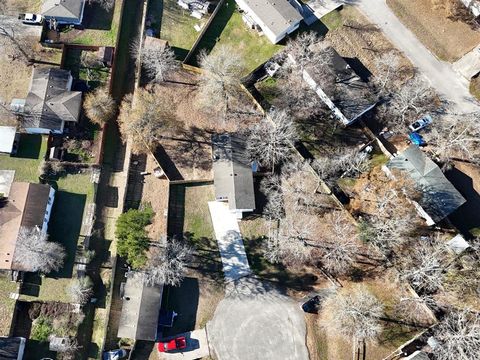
[[0, 337, 26, 360], [386, 145, 466, 226], [117, 276, 163, 341], [0, 182, 55, 270], [236, 0, 303, 43], [21, 68, 82, 134], [42, 0, 86, 25], [290, 44, 377, 126], [212, 133, 255, 219]]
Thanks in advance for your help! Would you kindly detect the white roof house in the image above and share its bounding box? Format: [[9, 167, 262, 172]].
[[235, 0, 303, 43], [0, 126, 17, 154]]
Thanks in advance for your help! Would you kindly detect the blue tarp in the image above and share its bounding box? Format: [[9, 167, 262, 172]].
[[409, 132, 426, 146]]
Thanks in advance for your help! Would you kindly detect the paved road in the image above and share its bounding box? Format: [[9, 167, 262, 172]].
[[350, 0, 480, 113], [208, 201, 251, 282], [208, 277, 309, 360]]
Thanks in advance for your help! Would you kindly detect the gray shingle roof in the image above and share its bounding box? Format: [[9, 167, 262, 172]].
[[240, 0, 302, 38], [42, 0, 85, 21], [117, 276, 163, 341], [303, 45, 377, 123], [0, 337, 25, 360], [212, 133, 255, 211], [388, 145, 466, 224], [24, 68, 82, 131]]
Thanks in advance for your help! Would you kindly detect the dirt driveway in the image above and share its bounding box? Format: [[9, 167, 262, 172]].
[[207, 277, 309, 360]]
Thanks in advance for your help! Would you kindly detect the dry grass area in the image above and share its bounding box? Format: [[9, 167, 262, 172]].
[[470, 75, 480, 100], [0, 58, 31, 107], [325, 6, 414, 80], [312, 272, 431, 360], [153, 69, 261, 181], [4, 0, 43, 13], [387, 0, 480, 62], [143, 154, 170, 239]]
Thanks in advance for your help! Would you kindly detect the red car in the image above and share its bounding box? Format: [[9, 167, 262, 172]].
[[157, 336, 187, 352]]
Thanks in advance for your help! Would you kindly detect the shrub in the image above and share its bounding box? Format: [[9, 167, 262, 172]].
[[115, 207, 154, 268], [31, 316, 53, 342]]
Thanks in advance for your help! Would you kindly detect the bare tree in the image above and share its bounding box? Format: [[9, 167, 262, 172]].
[[395, 293, 438, 326], [83, 87, 116, 125], [398, 237, 447, 293], [117, 87, 179, 154], [432, 308, 480, 360], [325, 287, 384, 356], [197, 45, 245, 125], [136, 239, 192, 287], [246, 109, 297, 170], [373, 52, 401, 93], [140, 40, 178, 83], [427, 112, 480, 164], [13, 227, 66, 273], [80, 51, 104, 87], [285, 31, 325, 69], [90, 0, 115, 11], [68, 276, 94, 305], [389, 75, 437, 124], [0, 19, 34, 64]]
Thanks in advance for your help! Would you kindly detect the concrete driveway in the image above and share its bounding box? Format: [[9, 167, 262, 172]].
[[350, 0, 480, 113], [207, 277, 309, 360], [454, 45, 480, 80], [208, 201, 251, 282]]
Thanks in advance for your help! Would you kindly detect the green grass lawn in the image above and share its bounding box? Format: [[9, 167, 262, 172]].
[[71, 0, 123, 46], [152, 0, 201, 57], [0, 134, 47, 183], [190, 0, 283, 73], [0, 275, 18, 336], [183, 184, 215, 239], [63, 48, 111, 90], [20, 172, 95, 303]]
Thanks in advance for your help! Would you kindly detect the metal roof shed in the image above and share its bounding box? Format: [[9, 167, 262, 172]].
[[117, 275, 163, 341]]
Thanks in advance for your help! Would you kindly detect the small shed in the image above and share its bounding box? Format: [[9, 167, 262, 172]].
[[117, 275, 163, 341], [0, 127, 17, 155]]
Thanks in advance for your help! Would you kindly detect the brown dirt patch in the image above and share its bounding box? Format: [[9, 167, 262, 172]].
[[387, 0, 480, 62], [325, 6, 414, 82], [143, 154, 170, 239]]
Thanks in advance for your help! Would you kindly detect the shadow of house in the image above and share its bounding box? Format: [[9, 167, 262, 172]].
[[445, 166, 480, 236], [160, 277, 199, 337], [14, 134, 43, 160], [48, 191, 87, 278], [153, 145, 183, 181], [82, 1, 115, 30]]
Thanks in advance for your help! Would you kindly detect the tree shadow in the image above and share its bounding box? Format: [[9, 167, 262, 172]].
[[48, 191, 87, 278], [82, 1, 115, 30]]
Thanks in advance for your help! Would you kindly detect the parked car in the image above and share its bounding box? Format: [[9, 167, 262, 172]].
[[103, 349, 127, 360], [409, 132, 426, 146], [408, 115, 432, 132], [18, 13, 44, 25], [157, 336, 187, 353]]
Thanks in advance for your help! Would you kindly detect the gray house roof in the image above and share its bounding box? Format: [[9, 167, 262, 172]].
[[302, 45, 377, 124], [240, 0, 302, 39], [24, 68, 82, 132], [0, 337, 26, 360], [117, 276, 163, 341], [387, 145, 466, 224], [212, 134, 255, 211], [42, 0, 85, 24]]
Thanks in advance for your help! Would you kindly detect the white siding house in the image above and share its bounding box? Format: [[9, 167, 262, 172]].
[[235, 0, 303, 43]]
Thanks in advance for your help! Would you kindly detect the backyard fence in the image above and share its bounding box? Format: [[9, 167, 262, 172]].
[[182, 0, 226, 65]]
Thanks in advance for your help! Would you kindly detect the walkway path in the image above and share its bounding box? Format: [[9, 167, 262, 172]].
[[351, 0, 480, 113], [207, 201, 251, 282]]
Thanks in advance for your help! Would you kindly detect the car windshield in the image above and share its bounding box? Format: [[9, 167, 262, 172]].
[[412, 121, 420, 127]]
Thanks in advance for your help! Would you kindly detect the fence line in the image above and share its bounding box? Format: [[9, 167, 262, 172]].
[[182, 0, 226, 65]]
